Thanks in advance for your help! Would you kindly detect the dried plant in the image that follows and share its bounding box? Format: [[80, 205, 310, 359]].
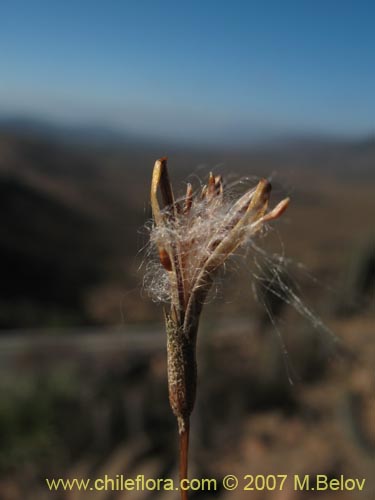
[[149, 157, 290, 499]]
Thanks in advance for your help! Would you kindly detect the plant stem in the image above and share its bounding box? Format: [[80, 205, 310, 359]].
[[179, 418, 190, 500]]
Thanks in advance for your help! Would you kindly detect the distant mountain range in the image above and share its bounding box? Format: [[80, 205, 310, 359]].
[[1, 113, 373, 152], [0, 123, 373, 329], [0, 114, 158, 148]]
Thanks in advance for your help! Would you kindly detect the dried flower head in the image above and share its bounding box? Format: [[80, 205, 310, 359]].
[[149, 157, 290, 498], [150, 157, 289, 331]]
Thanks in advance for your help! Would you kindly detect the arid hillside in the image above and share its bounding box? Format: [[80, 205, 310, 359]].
[[0, 130, 373, 328]]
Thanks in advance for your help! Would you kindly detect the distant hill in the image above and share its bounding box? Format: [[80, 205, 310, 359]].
[[0, 115, 158, 147], [0, 115, 373, 179], [0, 132, 146, 328], [0, 126, 373, 328]]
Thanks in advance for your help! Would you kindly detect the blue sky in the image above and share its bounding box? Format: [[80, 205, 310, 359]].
[[1, 0, 374, 144]]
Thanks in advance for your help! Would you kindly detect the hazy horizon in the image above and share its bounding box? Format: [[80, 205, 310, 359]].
[[1, 111, 374, 150]]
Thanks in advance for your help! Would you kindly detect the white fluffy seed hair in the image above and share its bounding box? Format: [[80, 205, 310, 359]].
[[144, 178, 271, 303]]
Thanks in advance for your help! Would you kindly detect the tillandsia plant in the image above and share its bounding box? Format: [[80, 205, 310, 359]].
[[149, 157, 289, 499]]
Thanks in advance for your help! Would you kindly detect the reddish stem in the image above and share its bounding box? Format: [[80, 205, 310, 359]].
[[179, 419, 190, 500]]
